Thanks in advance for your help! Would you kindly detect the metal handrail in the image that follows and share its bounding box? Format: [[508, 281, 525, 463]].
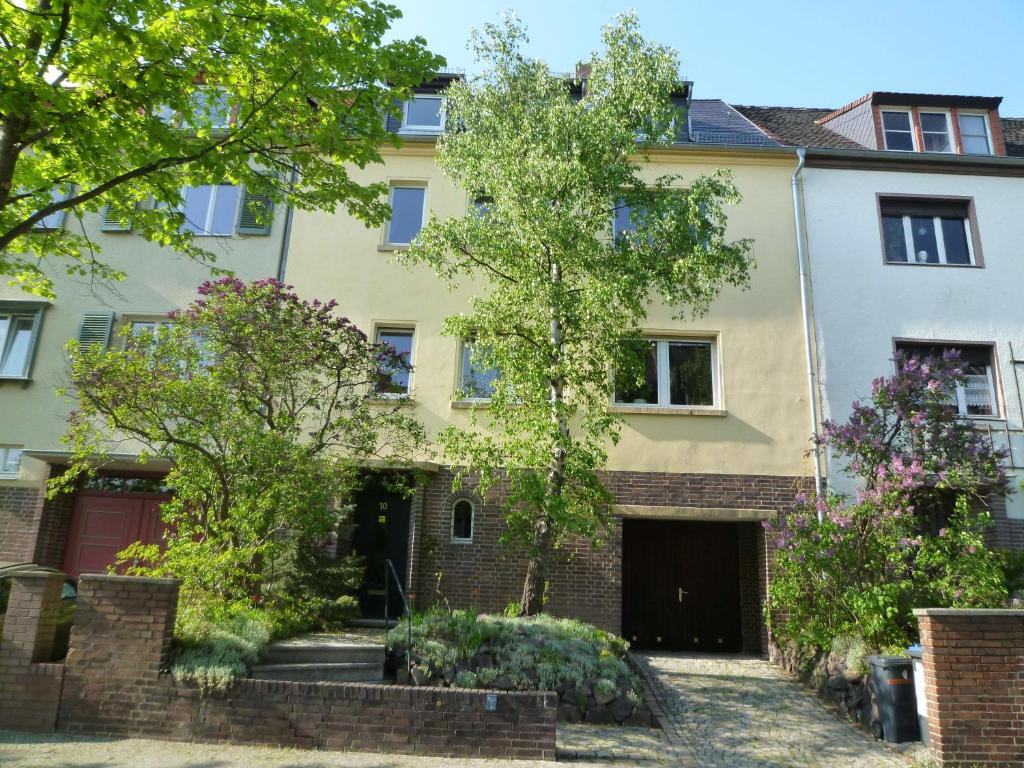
[[383, 558, 412, 678]]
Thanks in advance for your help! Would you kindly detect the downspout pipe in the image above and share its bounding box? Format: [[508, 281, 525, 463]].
[[275, 164, 299, 282], [792, 148, 825, 513]]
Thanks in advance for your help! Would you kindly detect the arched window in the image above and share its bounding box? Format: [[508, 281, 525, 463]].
[[451, 498, 474, 543]]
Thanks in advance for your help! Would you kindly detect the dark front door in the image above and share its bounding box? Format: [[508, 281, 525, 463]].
[[622, 519, 742, 652], [352, 476, 411, 619]]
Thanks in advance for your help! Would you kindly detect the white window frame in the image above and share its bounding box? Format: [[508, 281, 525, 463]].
[[180, 184, 241, 237], [895, 342, 999, 419], [457, 338, 498, 402], [0, 446, 23, 479], [400, 95, 445, 134], [957, 111, 993, 155], [881, 109, 917, 151], [373, 324, 416, 397], [450, 497, 475, 544], [383, 183, 427, 247], [889, 214, 975, 266], [614, 337, 719, 410], [918, 110, 954, 154], [0, 305, 44, 381]]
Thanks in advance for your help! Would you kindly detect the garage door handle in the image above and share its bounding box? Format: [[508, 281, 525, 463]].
[[678, 588, 687, 602]]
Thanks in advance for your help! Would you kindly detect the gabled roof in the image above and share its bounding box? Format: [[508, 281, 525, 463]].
[[687, 100, 779, 147], [731, 106, 863, 149], [1002, 118, 1024, 157]]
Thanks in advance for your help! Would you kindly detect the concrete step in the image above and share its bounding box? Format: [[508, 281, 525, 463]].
[[251, 661, 384, 683], [262, 641, 384, 665]]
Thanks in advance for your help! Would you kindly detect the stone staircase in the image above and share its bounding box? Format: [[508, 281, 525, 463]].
[[251, 632, 385, 683]]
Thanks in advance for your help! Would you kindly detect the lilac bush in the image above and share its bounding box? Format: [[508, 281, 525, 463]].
[[767, 351, 1009, 651]]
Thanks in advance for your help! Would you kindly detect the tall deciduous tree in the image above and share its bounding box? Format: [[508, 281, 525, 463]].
[[0, 0, 443, 296], [402, 14, 753, 614], [54, 278, 425, 626]]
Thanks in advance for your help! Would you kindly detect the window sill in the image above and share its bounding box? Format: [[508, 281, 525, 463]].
[[885, 261, 982, 269], [370, 393, 414, 403], [450, 538, 473, 545], [378, 243, 411, 252], [0, 376, 31, 384], [609, 404, 726, 416], [450, 398, 492, 409]]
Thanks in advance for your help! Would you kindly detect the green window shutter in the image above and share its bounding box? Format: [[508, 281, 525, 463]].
[[235, 187, 274, 235], [77, 312, 115, 349], [99, 205, 133, 232]]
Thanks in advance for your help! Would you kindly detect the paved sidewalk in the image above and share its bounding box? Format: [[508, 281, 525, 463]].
[[633, 652, 928, 768]]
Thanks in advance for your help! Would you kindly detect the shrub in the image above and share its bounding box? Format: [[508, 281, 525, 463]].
[[386, 609, 639, 700], [170, 602, 272, 692], [767, 352, 1009, 653]]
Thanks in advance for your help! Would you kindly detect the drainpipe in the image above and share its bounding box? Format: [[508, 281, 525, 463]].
[[791, 148, 824, 513], [275, 164, 299, 282]]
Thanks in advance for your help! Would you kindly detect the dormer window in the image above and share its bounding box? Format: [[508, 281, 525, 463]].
[[958, 113, 992, 154], [401, 95, 444, 133], [920, 112, 953, 152], [882, 110, 915, 151]]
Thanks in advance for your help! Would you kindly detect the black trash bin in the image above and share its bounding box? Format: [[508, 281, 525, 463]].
[[867, 655, 920, 743]]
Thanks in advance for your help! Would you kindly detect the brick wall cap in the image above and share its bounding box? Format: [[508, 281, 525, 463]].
[[78, 573, 181, 586], [6, 569, 66, 581], [913, 608, 1024, 617]]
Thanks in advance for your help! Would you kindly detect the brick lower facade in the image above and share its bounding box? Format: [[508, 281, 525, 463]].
[[412, 468, 812, 654], [0, 476, 73, 568], [915, 608, 1024, 768]]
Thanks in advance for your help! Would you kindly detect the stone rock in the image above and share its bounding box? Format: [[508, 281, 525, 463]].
[[557, 703, 583, 723], [473, 652, 495, 669], [625, 707, 654, 728], [579, 679, 594, 697], [586, 704, 614, 725], [595, 686, 616, 706], [609, 695, 634, 723], [827, 674, 850, 691], [410, 666, 431, 686], [560, 684, 577, 703], [492, 676, 515, 691], [395, 667, 410, 685]]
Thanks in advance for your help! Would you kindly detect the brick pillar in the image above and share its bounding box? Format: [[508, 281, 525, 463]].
[[0, 571, 67, 731], [65, 575, 179, 679], [1, 571, 65, 663], [914, 608, 1024, 768]]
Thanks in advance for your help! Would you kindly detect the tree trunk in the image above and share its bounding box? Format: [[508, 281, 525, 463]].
[[520, 259, 568, 616]]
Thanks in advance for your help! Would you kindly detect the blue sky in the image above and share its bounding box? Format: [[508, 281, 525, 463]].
[[387, 0, 1024, 115]]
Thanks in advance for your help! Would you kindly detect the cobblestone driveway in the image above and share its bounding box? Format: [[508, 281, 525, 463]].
[[634, 653, 927, 768]]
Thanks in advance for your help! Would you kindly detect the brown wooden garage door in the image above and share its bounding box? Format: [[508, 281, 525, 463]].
[[62, 492, 170, 578]]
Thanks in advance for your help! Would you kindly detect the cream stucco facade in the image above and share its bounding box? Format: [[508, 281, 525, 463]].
[[0, 205, 285, 488], [284, 142, 815, 479]]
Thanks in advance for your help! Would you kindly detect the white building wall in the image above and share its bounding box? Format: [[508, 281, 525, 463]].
[[801, 166, 1024, 523]]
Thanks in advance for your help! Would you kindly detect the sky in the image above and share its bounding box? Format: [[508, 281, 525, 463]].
[[386, 0, 1024, 115]]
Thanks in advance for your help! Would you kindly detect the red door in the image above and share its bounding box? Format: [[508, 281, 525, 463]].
[[62, 492, 170, 578]]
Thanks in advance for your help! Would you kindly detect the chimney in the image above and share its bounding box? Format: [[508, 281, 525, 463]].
[[575, 62, 591, 81]]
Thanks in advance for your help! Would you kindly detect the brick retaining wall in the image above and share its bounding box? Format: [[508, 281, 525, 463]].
[[49, 574, 555, 759], [915, 608, 1024, 768]]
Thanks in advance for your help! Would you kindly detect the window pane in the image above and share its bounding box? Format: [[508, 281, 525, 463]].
[[376, 329, 413, 394], [461, 344, 498, 398], [33, 188, 68, 230], [922, 131, 951, 152], [613, 199, 634, 236], [882, 111, 912, 131], [882, 215, 908, 262], [405, 96, 442, 128], [940, 218, 971, 265], [452, 500, 473, 540], [963, 366, 994, 415], [909, 217, 939, 263], [0, 317, 34, 377], [615, 341, 658, 404], [181, 185, 212, 233], [958, 114, 990, 154], [2, 448, 22, 474], [668, 342, 713, 406], [194, 89, 231, 128], [388, 187, 425, 244], [919, 112, 948, 132], [209, 184, 239, 235], [961, 134, 990, 154], [0, 316, 9, 357]]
